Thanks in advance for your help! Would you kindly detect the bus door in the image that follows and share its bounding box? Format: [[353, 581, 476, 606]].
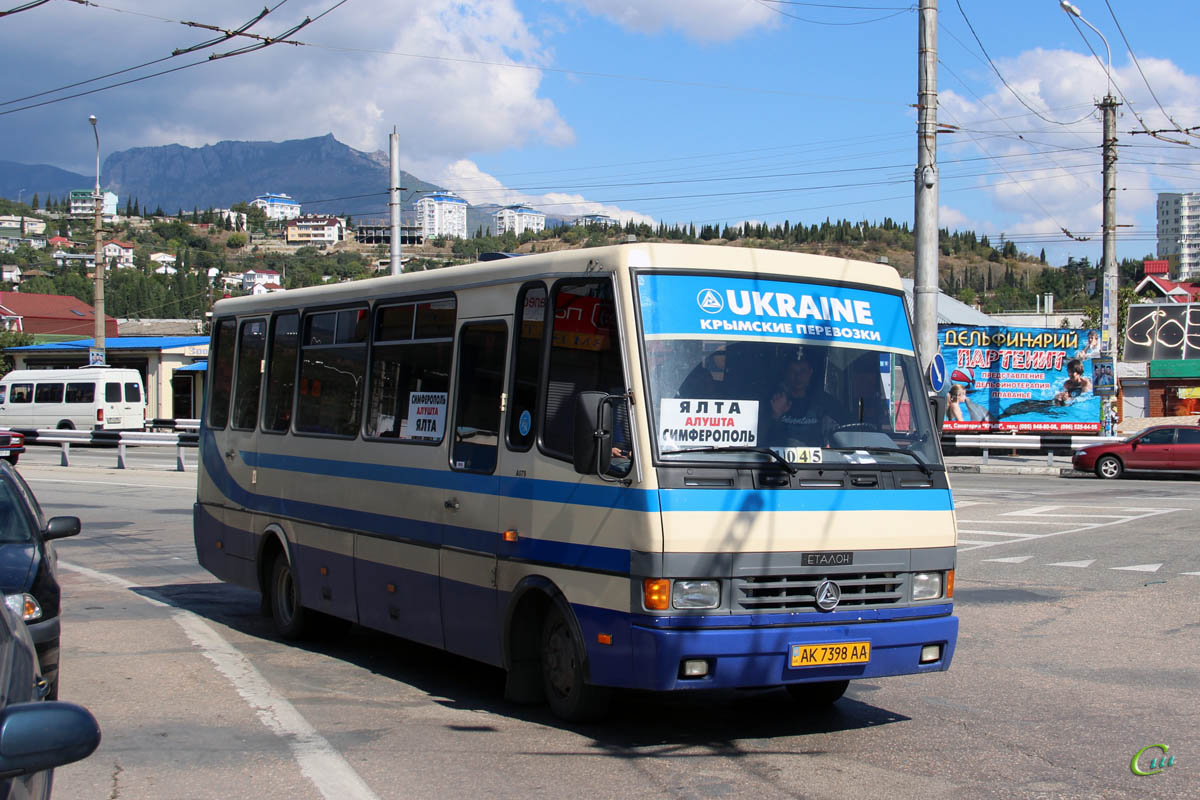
[[223, 317, 268, 569], [440, 318, 510, 664]]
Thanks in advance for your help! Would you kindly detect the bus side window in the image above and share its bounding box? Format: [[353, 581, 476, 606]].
[[105, 383, 121, 403], [506, 283, 546, 451], [208, 317, 237, 430], [232, 318, 266, 430], [65, 383, 95, 404], [296, 307, 368, 437], [365, 297, 456, 441], [8, 385, 31, 404], [34, 383, 64, 404], [125, 383, 143, 404], [262, 312, 299, 433]]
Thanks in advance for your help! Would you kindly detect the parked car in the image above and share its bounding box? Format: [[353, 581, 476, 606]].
[[0, 602, 100, 799], [0, 432, 22, 466], [1072, 424, 1200, 479], [0, 461, 80, 699]]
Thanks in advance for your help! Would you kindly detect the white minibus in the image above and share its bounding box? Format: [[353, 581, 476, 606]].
[[195, 243, 958, 720], [0, 367, 147, 430]]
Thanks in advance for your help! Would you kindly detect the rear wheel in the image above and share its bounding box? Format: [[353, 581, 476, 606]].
[[786, 679, 849, 709], [540, 604, 609, 722], [1096, 455, 1123, 479], [56, 421, 74, 430], [270, 553, 312, 640]]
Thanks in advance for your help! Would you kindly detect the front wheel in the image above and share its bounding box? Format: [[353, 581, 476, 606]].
[[540, 604, 609, 722], [270, 553, 312, 640], [786, 679, 849, 709], [1096, 455, 1123, 480]]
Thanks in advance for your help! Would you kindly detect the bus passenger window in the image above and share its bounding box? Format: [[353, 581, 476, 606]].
[[452, 321, 508, 473], [296, 307, 368, 437], [232, 318, 266, 430], [507, 283, 546, 451], [7, 385, 30, 404], [365, 298, 456, 442], [65, 383, 95, 404], [34, 383, 64, 404], [208, 317, 237, 430], [262, 312, 299, 433], [105, 383, 121, 403], [125, 383, 142, 403]]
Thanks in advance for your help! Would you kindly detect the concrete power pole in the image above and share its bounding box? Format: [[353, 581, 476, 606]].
[[1099, 94, 1119, 355], [913, 0, 939, 370], [89, 115, 106, 364], [389, 129, 403, 276]]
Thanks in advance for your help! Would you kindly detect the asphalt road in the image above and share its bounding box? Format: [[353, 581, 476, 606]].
[[16, 453, 1198, 800]]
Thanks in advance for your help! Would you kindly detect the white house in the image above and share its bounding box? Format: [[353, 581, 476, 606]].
[[214, 208, 249, 229], [153, 264, 178, 275], [1, 265, 21, 284], [241, 269, 282, 291], [494, 205, 546, 236], [251, 282, 285, 295], [575, 213, 618, 227], [0, 216, 46, 235], [251, 193, 301, 221], [415, 193, 468, 239], [285, 215, 344, 245], [102, 240, 136, 269], [69, 190, 118, 221], [149, 252, 177, 268]]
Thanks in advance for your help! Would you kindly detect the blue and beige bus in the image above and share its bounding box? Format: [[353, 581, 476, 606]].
[[195, 243, 957, 720]]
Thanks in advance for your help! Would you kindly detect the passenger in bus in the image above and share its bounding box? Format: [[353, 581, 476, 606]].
[[844, 355, 890, 429], [678, 348, 728, 399], [762, 355, 839, 446]]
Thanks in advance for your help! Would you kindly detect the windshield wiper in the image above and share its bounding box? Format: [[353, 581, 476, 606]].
[[664, 446, 798, 475], [830, 446, 933, 477]]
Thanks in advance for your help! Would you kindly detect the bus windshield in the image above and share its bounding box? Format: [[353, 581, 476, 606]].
[[636, 272, 941, 469]]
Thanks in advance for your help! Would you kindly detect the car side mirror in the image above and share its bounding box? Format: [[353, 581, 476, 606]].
[[0, 701, 100, 779], [572, 391, 613, 475], [928, 391, 947, 426], [43, 517, 81, 542]]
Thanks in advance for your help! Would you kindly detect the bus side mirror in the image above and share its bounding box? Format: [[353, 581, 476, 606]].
[[929, 391, 947, 425], [572, 391, 612, 475]]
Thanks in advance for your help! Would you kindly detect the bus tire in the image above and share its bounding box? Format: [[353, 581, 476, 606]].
[[270, 552, 312, 640], [540, 604, 609, 722], [786, 679, 849, 709]]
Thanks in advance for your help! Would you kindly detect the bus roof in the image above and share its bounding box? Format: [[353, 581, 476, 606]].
[[211, 243, 903, 316]]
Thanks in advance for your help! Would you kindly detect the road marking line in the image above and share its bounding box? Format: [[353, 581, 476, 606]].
[[1046, 560, 1096, 568], [982, 556, 1033, 563], [957, 508, 1182, 552], [23, 477, 189, 490], [1182, 572, 1200, 576], [1111, 563, 1163, 572], [957, 530, 1040, 538], [60, 562, 381, 800]]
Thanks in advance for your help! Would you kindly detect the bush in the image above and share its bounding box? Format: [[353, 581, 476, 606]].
[[226, 232, 248, 249]]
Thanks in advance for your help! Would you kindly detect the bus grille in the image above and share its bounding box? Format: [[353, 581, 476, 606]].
[[734, 572, 905, 612]]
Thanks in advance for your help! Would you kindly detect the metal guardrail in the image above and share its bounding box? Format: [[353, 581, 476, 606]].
[[15, 425, 199, 471], [941, 433, 1124, 466]]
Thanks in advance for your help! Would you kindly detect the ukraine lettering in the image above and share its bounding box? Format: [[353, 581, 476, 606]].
[[725, 290, 874, 325]]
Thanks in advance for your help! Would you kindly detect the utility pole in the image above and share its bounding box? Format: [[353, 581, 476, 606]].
[[913, 0, 939, 369], [1099, 94, 1119, 356], [89, 115, 106, 365], [389, 128, 407, 276]]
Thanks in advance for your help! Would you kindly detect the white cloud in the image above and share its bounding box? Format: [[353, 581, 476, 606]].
[[433, 159, 653, 224], [554, 0, 776, 42]]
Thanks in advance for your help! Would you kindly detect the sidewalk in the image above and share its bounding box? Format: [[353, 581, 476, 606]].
[[943, 453, 1082, 476]]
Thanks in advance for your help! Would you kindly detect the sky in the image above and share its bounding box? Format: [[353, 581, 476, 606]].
[[4, 0, 1200, 266]]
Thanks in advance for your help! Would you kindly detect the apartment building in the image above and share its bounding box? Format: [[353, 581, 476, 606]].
[[1157, 192, 1200, 280], [285, 215, 345, 245], [494, 205, 546, 236], [415, 193, 468, 239], [69, 190, 118, 221], [251, 193, 301, 221]]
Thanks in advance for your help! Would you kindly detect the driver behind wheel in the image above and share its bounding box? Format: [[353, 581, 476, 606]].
[[762, 355, 840, 447], [845, 354, 890, 430]]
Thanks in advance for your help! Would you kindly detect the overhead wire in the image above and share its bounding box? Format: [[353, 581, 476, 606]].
[[752, 0, 912, 25], [0, 0, 50, 18]]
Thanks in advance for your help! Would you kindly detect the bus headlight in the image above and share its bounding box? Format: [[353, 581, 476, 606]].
[[5, 593, 42, 622], [672, 580, 720, 609], [911, 572, 943, 601]]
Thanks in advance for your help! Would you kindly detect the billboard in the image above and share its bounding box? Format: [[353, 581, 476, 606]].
[[1124, 303, 1200, 361], [939, 325, 1102, 433]]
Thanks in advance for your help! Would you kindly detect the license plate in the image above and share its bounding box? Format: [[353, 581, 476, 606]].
[[790, 641, 870, 668]]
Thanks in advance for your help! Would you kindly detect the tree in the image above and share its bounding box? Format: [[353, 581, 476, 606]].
[[30, 194, 38, 211]]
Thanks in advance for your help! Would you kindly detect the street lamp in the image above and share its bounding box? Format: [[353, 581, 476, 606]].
[[1059, 1, 1120, 359], [89, 115, 106, 365]]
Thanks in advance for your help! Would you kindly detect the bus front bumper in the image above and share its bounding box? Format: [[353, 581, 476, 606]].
[[597, 610, 957, 691]]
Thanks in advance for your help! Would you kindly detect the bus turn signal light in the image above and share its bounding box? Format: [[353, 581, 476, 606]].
[[597, 633, 612, 645], [503, 529, 519, 542], [643, 579, 670, 610], [946, 569, 955, 598]]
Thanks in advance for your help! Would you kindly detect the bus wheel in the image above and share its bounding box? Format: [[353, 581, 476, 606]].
[[270, 553, 311, 640], [786, 680, 849, 709], [540, 604, 609, 722]]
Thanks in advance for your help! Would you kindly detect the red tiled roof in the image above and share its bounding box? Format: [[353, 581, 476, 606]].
[[104, 240, 134, 249], [0, 291, 118, 337], [1135, 275, 1200, 302], [47, 236, 71, 245], [1143, 259, 1169, 276]]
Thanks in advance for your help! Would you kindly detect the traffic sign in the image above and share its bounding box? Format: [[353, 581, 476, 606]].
[[929, 352, 947, 393]]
